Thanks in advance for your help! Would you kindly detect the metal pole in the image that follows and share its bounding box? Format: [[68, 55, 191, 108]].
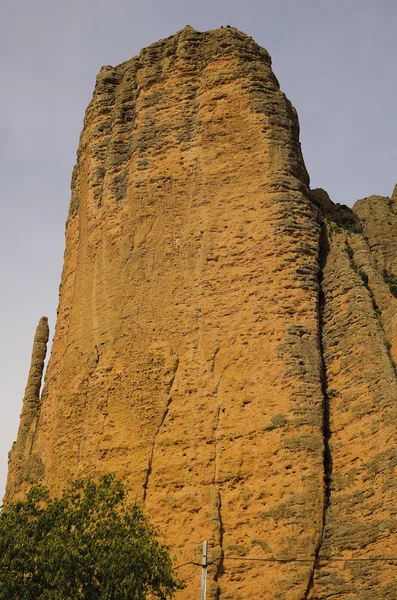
[[200, 540, 208, 600]]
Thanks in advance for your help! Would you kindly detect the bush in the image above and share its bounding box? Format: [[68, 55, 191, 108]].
[[346, 243, 354, 261], [0, 475, 184, 600], [383, 268, 397, 298], [358, 269, 369, 289]]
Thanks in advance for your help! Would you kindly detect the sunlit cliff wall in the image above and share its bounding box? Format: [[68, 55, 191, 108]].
[[7, 27, 397, 599]]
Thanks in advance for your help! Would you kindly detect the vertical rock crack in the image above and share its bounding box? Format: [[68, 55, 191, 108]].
[[303, 224, 332, 599], [212, 370, 226, 599], [142, 355, 179, 502]]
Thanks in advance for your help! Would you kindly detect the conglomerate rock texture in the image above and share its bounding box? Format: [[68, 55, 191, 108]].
[[6, 27, 397, 599]]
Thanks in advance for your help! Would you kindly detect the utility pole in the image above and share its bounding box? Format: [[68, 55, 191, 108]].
[[200, 540, 208, 600]]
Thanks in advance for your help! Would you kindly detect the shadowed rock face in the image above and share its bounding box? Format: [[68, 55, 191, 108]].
[[6, 26, 397, 599]]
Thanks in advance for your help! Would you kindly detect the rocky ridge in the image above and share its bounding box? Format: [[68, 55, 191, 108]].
[[6, 27, 397, 599]]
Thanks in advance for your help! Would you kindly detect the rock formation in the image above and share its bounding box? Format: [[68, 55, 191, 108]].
[[7, 316, 49, 492], [6, 26, 397, 599]]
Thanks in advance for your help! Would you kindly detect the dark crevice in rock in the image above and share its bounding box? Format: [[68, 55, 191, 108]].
[[303, 222, 332, 599], [213, 489, 225, 600], [94, 344, 100, 365], [142, 355, 179, 502], [212, 370, 226, 599]]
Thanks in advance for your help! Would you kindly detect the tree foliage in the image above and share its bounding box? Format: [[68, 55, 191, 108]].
[[0, 475, 184, 599]]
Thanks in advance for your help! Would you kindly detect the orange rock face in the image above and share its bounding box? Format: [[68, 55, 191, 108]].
[[6, 27, 397, 599]]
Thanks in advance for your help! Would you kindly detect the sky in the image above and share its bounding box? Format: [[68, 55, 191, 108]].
[[1, 0, 396, 499]]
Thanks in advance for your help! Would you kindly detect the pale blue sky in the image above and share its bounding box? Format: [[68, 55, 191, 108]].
[[1, 0, 396, 497]]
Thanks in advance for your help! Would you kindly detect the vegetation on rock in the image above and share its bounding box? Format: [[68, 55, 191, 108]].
[[383, 268, 397, 298]]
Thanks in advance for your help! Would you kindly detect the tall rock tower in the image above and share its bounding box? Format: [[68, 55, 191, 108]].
[[7, 27, 397, 599]]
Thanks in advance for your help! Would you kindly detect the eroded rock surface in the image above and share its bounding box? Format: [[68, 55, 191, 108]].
[[6, 27, 397, 599], [7, 316, 48, 496]]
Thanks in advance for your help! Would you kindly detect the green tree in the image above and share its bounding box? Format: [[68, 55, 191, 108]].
[[0, 475, 184, 599]]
